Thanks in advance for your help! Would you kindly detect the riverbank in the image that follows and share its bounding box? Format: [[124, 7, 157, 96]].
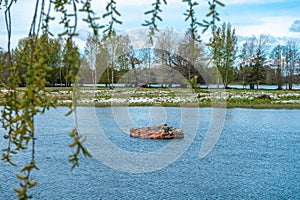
[[1, 87, 300, 109]]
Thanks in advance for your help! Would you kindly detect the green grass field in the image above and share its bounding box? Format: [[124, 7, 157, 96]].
[[1, 87, 300, 109]]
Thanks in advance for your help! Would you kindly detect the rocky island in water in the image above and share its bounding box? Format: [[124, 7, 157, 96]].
[[130, 124, 184, 139]]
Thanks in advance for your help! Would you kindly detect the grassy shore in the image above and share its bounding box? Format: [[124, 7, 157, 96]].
[[1, 87, 300, 109]]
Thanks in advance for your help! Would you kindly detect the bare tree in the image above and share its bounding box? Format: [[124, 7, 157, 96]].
[[84, 34, 100, 85], [241, 35, 269, 89], [283, 41, 299, 90], [177, 31, 207, 87], [155, 28, 179, 87], [270, 44, 284, 90], [101, 31, 133, 87]]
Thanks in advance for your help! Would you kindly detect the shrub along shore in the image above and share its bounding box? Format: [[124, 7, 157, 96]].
[[1, 87, 300, 109]]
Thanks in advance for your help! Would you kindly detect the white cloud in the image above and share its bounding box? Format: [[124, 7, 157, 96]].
[[235, 16, 300, 38]]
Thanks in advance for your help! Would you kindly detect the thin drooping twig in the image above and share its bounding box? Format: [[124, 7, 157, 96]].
[[4, 0, 13, 58], [142, 0, 167, 45]]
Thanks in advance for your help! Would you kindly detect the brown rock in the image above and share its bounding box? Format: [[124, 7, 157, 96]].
[[130, 124, 184, 139]]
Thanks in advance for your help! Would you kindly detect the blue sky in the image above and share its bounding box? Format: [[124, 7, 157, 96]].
[[0, 0, 300, 50]]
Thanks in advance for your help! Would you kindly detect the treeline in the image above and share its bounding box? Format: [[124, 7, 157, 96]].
[[0, 35, 80, 87], [1, 24, 300, 89], [236, 35, 300, 89], [77, 25, 300, 89], [208, 23, 300, 89], [79, 29, 208, 88]]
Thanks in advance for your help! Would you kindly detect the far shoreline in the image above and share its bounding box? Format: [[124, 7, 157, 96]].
[[1, 86, 300, 110]]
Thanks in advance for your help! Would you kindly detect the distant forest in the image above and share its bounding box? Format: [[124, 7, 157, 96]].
[[1, 25, 300, 90]]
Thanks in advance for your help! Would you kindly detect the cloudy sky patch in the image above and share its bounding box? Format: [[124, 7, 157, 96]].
[[1, 0, 300, 50], [289, 20, 300, 32]]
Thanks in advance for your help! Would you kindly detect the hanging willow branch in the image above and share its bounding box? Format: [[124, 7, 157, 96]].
[[42, 0, 54, 35], [200, 0, 225, 33], [142, 0, 167, 44], [80, 0, 102, 36], [1, 0, 16, 167], [102, 0, 122, 36], [183, 0, 201, 42], [53, 0, 78, 37], [1, 0, 56, 198], [0, 0, 101, 198]]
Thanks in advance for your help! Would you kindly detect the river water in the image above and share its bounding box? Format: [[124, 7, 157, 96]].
[[1, 107, 299, 199]]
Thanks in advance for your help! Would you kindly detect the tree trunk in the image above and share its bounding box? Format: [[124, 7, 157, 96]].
[[277, 85, 282, 90], [256, 80, 259, 90], [277, 68, 282, 90], [288, 74, 293, 90]]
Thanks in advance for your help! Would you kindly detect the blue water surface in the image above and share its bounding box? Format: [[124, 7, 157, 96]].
[[0, 107, 299, 199]]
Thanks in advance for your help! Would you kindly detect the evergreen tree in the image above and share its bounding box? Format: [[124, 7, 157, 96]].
[[209, 22, 237, 88]]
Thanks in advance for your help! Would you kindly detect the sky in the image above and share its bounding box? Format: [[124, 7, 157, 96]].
[[0, 0, 300, 50]]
